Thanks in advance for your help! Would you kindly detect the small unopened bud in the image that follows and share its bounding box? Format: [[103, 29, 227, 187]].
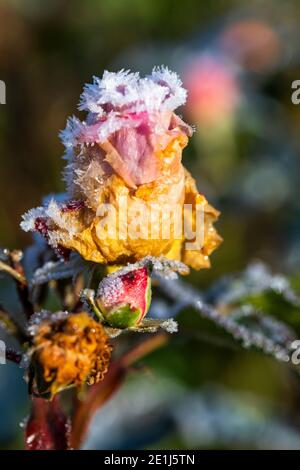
[[96, 266, 152, 328]]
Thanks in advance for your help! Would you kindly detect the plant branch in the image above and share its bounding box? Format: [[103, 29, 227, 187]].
[[0, 260, 27, 286], [0, 251, 34, 319]]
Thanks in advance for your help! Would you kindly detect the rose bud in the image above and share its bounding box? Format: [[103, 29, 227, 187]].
[[28, 311, 111, 398], [95, 265, 152, 329]]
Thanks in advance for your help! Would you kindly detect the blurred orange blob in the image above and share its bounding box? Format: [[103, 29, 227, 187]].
[[221, 19, 280, 72]]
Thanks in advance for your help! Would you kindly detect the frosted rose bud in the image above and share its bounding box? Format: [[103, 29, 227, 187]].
[[96, 266, 151, 328]]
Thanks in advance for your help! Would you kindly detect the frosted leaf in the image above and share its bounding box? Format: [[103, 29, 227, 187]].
[[133, 317, 178, 334], [206, 261, 300, 308], [103, 317, 178, 337], [31, 254, 93, 285]]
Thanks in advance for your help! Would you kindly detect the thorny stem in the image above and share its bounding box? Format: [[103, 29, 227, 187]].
[[70, 332, 168, 449]]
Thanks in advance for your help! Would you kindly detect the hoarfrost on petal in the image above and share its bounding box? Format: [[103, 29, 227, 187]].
[[20, 207, 46, 232]]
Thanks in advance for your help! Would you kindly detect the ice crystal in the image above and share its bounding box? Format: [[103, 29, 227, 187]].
[[97, 275, 125, 308], [151, 66, 187, 110], [62, 67, 188, 151], [160, 318, 178, 333], [138, 255, 189, 277], [20, 207, 46, 232], [60, 116, 83, 150], [78, 67, 186, 115]]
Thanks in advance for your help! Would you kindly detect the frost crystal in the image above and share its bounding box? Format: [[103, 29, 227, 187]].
[[63, 67, 188, 149], [97, 275, 125, 308], [20, 207, 46, 232], [161, 318, 178, 333]]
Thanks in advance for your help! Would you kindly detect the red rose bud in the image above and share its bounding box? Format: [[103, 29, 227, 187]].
[[96, 266, 152, 328]]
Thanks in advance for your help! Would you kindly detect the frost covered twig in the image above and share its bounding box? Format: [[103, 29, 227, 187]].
[[206, 262, 300, 307], [158, 276, 298, 367]]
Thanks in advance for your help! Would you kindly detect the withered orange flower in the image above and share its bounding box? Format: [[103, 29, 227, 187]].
[[21, 68, 222, 270], [29, 312, 111, 398]]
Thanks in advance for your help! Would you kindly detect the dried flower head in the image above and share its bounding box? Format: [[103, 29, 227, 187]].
[[29, 312, 111, 398], [21, 67, 222, 270]]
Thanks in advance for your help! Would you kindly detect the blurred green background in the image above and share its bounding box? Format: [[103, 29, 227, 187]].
[[1, 0, 300, 450]]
